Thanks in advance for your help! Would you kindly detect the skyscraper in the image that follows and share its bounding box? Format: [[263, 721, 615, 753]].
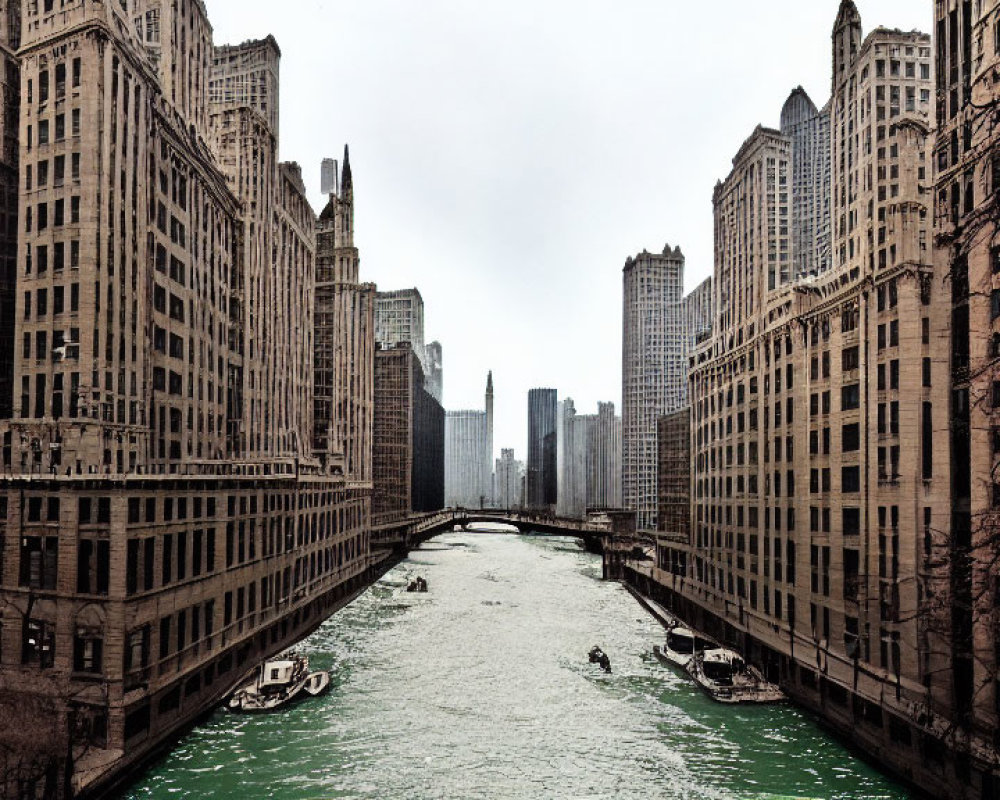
[[779, 87, 831, 279], [424, 340, 443, 403], [444, 372, 493, 507], [527, 388, 557, 510], [494, 448, 524, 509], [621, 246, 686, 530], [375, 288, 426, 375], [558, 399, 621, 519], [320, 157, 338, 196]]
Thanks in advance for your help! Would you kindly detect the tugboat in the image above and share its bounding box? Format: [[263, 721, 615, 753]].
[[588, 645, 612, 673], [227, 654, 330, 713], [653, 625, 718, 669], [685, 648, 784, 704], [406, 576, 428, 592]]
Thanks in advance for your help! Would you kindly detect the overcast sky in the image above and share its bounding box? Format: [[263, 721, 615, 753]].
[[208, 0, 931, 462]]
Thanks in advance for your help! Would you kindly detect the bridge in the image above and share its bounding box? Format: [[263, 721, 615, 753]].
[[370, 508, 618, 555]]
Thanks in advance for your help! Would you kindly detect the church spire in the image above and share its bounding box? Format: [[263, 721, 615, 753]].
[[341, 144, 352, 195]]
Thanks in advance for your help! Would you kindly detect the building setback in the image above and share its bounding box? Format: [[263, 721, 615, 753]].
[[0, 4, 376, 797], [444, 372, 493, 508], [621, 246, 686, 530], [372, 342, 444, 522], [527, 388, 557, 510]]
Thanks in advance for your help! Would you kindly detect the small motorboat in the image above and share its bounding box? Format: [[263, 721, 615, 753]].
[[228, 654, 330, 712], [303, 670, 331, 697], [588, 645, 611, 673], [406, 576, 428, 592], [654, 625, 719, 669], [685, 648, 784, 704]]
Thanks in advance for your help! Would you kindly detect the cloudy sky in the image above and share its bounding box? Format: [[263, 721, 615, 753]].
[[210, 0, 931, 462]]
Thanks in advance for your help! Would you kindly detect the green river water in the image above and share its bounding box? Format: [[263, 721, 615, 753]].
[[117, 532, 913, 800]]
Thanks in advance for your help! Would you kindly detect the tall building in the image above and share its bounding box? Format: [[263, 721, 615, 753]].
[[320, 157, 338, 196], [0, 6, 375, 796], [424, 340, 443, 403], [313, 147, 376, 480], [556, 398, 584, 518], [933, 0, 1000, 792], [494, 448, 524, 509], [677, 2, 946, 794], [587, 401, 622, 510], [375, 288, 426, 375], [372, 342, 444, 522], [0, 1, 17, 420], [526, 388, 557, 510], [558, 399, 622, 519], [444, 372, 493, 508], [621, 246, 686, 529], [780, 87, 831, 279]]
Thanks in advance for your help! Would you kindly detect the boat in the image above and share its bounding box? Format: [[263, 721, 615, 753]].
[[303, 670, 331, 697], [227, 654, 330, 712], [588, 645, 612, 673], [406, 576, 428, 592], [654, 625, 719, 669], [685, 648, 785, 704]]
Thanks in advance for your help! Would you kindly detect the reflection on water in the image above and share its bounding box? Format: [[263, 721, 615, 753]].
[[120, 533, 913, 800]]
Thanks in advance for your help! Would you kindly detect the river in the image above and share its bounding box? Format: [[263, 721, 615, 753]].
[[118, 532, 913, 800]]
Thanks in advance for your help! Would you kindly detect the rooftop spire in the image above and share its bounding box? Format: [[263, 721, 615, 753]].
[[486, 371, 493, 395], [341, 144, 352, 194]]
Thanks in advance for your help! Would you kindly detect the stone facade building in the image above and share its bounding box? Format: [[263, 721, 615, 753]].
[[0, 4, 376, 797], [932, 0, 1000, 793], [652, 2, 959, 795], [444, 372, 493, 508], [372, 342, 444, 522], [526, 387, 557, 511], [621, 246, 686, 530]]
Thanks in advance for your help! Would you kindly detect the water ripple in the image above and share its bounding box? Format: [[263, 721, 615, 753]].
[[118, 534, 913, 800]]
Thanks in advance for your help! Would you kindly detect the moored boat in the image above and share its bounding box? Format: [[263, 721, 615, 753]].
[[227, 654, 330, 712], [685, 648, 785, 704], [654, 625, 719, 669]]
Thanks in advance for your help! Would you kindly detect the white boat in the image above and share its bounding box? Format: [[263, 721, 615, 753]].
[[685, 648, 785, 704], [227, 655, 330, 712], [653, 626, 719, 669]]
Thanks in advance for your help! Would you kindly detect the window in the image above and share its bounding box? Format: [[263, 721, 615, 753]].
[[73, 633, 103, 673], [22, 619, 55, 668], [841, 383, 860, 411], [842, 346, 860, 371], [842, 423, 860, 452], [19, 536, 58, 589], [842, 466, 861, 493]]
